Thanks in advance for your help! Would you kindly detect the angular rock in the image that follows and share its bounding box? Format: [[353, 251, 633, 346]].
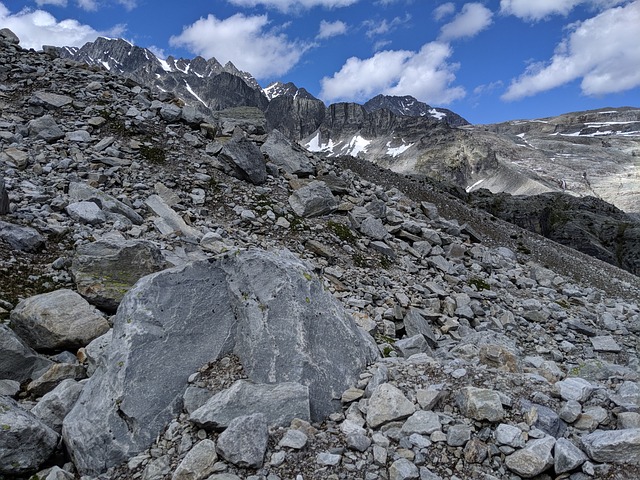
[[288, 180, 338, 218], [555, 377, 594, 403], [218, 137, 267, 185], [68, 182, 143, 225], [278, 429, 308, 449], [216, 413, 268, 468], [395, 334, 431, 358], [71, 238, 167, 312], [389, 458, 419, 480], [30, 379, 84, 433], [358, 216, 388, 240], [0, 324, 52, 382], [0, 177, 9, 214], [145, 194, 203, 240], [80, 329, 112, 377], [505, 436, 555, 478], [495, 423, 525, 448], [366, 383, 416, 428], [456, 387, 504, 422], [0, 380, 20, 397], [0, 396, 59, 476], [172, 439, 217, 480], [62, 249, 377, 475], [33, 91, 73, 109], [554, 438, 588, 474], [401, 410, 441, 435], [581, 428, 640, 464], [447, 424, 472, 447], [260, 129, 315, 176], [190, 380, 310, 430], [590, 335, 622, 352], [10, 289, 110, 352], [66, 201, 106, 225], [0, 220, 45, 252], [520, 399, 567, 438], [403, 308, 439, 348], [28, 115, 64, 142], [27, 363, 86, 397]]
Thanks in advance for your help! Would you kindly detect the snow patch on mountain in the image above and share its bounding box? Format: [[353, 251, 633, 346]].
[[386, 140, 414, 157]]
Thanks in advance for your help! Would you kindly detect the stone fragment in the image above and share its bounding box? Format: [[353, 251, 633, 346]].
[[346, 432, 371, 452], [68, 182, 143, 225], [447, 424, 471, 447], [416, 388, 443, 411], [0, 178, 9, 214], [71, 238, 167, 312], [505, 436, 555, 478], [590, 335, 622, 352], [494, 423, 524, 448], [278, 429, 308, 449], [555, 378, 594, 403], [27, 363, 86, 397], [65, 130, 91, 142], [610, 381, 640, 412], [0, 221, 45, 252], [520, 400, 567, 438], [10, 289, 109, 352], [81, 329, 112, 376], [554, 438, 588, 474], [618, 412, 640, 429], [456, 387, 504, 422], [63, 249, 377, 475], [145, 194, 203, 240], [160, 104, 182, 122], [388, 458, 419, 480], [395, 334, 431, 358], [0, 324, 52, 382], [358, 216, 388, 240], [66, 201, 106, 225], [559, 400, 582, 423], [401, 410, 441, 435], [190, 380, 310, 430], [288, 180, 338, 218], [33, 91, 73, 109], [581, 428, 640, 464], [261, 129, 315, 176], [216, 414, 268, 468], [0, 27, 19, 43], [366, 383, 416, 428], [218, 137, 267, 185], [0, 380, 20, 397], [28, 115, 64, 142], [403, 308, 439, 348], [30, 379, 84, 433], [172, 439, 218, 480], [0, 396, 59, 476]]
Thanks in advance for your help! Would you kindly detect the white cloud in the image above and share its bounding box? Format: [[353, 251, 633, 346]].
[[320, 41, 465, 105], [364, 14, 410, 37], [0, 3, 124, 49], [433, 2, 455, 21], [439, 2, 493, 41], [169, 13, 312, 79], [499, 0, 627, 21], [117, 0, 137, 11], [226, 0, 359, 11], [35, 0, 67, 6], [317, 19, 347, 39], [77, 0, 98, 11], [503, 1, 640, 100], [473, 80, 503, 96]]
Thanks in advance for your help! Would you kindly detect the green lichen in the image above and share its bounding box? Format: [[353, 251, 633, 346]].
[[327, 221, 356, 243]]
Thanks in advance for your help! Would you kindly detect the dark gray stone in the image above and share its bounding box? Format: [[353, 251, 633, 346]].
[[0, 220, 45, 252], [395, 334, 432, 358], [0, 396, 59, 476], [505, 436, 555, 478], [288, 181, 338, 218], [190, 380, 310, 430], [581, 428, 640, 464], [27, 115, 64, 142], [218, 137, 267, 185], [0, 325, 52, 382], [261, 129, 315, 176], [554, 438, 587, 474], [65, 201, 106, 225], [403, 308, 439, 348], [520, 399, 567, 438], [62, 249, 377, 475], [68, 182, 143, 225], [216, 414, 268, 468], [30, 379, 84, 433], [0, 177, 9, 214]]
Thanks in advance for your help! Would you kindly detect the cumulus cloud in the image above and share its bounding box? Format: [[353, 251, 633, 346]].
[[169, 13, 312, 79], [320, 41, 465, 104], [226, 0, 359, 11], [77, 0, 98, 11], [317, 19, 347, 39], [439, 2, 493, 41], [433, 2, 455, 21], [0, 3, 124, 49], [499, 0, 627, 21], [364, 14, 411, 38], [503, 1, 640, 100], [35, 0, 67, 7]]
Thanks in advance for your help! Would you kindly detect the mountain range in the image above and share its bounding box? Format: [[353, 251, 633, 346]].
[[48, 36, 640, 274]]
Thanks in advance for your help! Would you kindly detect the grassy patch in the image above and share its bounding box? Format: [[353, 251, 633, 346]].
[[327, 221, 356, 243]]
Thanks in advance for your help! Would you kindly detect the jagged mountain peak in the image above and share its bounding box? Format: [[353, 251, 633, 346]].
[[263, 81, 319, 102], [363, 94, 470, 127]]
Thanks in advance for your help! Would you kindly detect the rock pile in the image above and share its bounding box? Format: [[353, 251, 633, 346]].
[[1, 29, 640, 480]]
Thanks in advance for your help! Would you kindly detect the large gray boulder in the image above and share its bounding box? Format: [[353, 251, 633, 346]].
[[0, 324, 52, 382], [260, 129, 315, 176], [288, 181, 338, 218], [0, 396, 59, 476], [71, 238, 167, 312], [218, 137, 267, 185], [0, 220, 45, 252], [62, 248, 377, 475], [27, 115, 64, 142], [190, 379, 310, 430], [31, 379, 84, 433], [68, 182, 143, 225], [581, 428, 640, 464], [216, 413, 268, 468], [10, 289, 110, 352]]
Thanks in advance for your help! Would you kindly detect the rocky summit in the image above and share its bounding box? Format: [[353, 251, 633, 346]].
[[2, 28, 640, 480]]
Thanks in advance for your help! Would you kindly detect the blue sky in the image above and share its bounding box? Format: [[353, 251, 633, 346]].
[[1, 0, 639, 124]]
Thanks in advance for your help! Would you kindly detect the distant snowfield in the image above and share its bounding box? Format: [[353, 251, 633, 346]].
[[306, 133, 371, 157], [429, 108, 446, 120], [386, 140, 414, 157]]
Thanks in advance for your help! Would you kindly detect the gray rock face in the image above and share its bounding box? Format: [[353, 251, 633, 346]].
[[456, 387, 504, 422], [10, 289, 110, 352], [62, 249, 377, 475], [288, 181, 338, 218], [366, 383, 416, 428], [71, 238, 167, 312], [218, 137, 267, 185], [504, 436, 555, 478], [260, 129, 315, 176], [190, 380, 310, 430], [0, 324, 52, 382], [66, 201, 106, 225], [172, 439, 218, 480], [30, 379, 84, 433], [0, 395, 59, 476], [216, 413, 268, 468], [0, 220, 45, 252], [554, 438, 587, 474], [0, 177, 9, 214], [581, 428, 640, 464], [27, 115, 64, 142]]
